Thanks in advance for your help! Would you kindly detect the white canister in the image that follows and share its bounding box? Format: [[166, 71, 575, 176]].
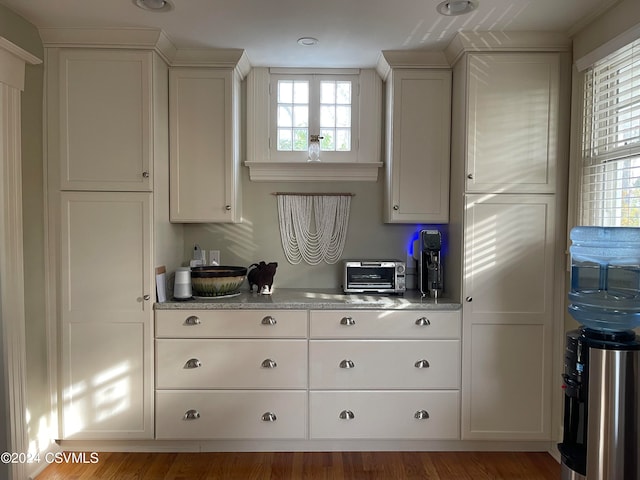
[[173, 267, 192, 299]]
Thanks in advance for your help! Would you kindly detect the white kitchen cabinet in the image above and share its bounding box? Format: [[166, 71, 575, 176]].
[[460, 194, 555, 440], [154, 309, 308, 440], [464, 53, 559, 194], [60, 191, 154, 439], [383, 69, 451, 223], [57, 49, 153, 191], [169, 67, 242, 223], [308, 309, 461, 440]]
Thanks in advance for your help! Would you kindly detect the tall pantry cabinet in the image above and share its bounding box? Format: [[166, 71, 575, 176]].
[[44, 33, 181, 440], [446, 36, 571, 441]]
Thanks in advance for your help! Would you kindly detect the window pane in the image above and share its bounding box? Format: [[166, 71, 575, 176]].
[[293, 129, 308, 151], [336, 106, 351, 128], [320, 129, 335, 151], [293, 81, 309, 104], [336, 129, 351, 151], [278, 105, 293, 128], [321, 105, 336, 128], [320, 81, 335, 103], [278, 129, 292, 151], [336, 82, 351, 104], [293, 105, 308, 127], [278, 81, 292, 103]]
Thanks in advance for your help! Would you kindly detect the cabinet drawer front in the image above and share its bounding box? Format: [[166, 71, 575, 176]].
[[309, 391, 459, 439], [156, 310, 307, 338], [156, 339, 307, 389], [309, 340, 460, 389], [310, 310, 460, 339], [156, 390, 307, 439]]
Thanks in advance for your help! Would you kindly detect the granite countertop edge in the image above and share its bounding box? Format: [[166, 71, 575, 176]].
[[155, 288, 462, 311]]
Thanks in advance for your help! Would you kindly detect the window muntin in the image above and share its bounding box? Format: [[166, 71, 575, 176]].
[[580, 39, 640, 227], [272, 73, 358, 161]]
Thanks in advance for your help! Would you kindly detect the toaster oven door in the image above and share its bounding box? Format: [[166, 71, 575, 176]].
[[347, 265, 394, 289]]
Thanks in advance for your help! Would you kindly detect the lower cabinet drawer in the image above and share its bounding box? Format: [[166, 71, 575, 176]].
[[156, 339, 307, 389], [156, 390, 307, 439], [309, 390, 460, 440]]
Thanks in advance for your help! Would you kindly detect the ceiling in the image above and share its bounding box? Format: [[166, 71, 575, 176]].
[[0, 0, 619, 68]]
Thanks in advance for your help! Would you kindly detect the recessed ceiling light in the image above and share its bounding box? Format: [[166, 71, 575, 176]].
[[436, 0, 477, 16], [134, 0, 173, 12], [297, 37, 319, 46]]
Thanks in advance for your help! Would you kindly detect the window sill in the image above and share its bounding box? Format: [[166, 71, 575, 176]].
[[245, 161, 383, 182]]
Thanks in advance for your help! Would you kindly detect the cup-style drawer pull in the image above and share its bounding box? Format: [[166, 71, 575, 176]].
[[261, 316, 277, 325], [261, 412, 277, 422], [340, 316, 355, 326], [261, 358, 277, 369], [184, 315, 201, 326], [339, 359, 355, 369], [184, 409, 200, 420], [184, 358, 202, 369], [414, 410, 430, 420], [339, 410, 355, 420], [415, 359, 430, 369], [415, 317, 431, 326]]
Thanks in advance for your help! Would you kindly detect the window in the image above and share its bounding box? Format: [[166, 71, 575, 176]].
[[271, 73, 358, 161], [579, 38, 640, 227]]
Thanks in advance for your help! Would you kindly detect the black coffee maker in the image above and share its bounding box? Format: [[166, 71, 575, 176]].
[[414, 229, 443, 298]]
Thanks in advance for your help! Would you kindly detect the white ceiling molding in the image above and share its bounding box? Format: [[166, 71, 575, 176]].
[[376, 50, 450, 81]]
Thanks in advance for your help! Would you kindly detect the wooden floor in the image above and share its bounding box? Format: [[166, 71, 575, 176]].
[[36, 451, 561, 479]]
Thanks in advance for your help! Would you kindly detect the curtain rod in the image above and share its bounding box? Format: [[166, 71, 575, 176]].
[[272, 192, 355, 197]]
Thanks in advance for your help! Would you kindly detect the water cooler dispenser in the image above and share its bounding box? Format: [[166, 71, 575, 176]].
[[559, 226, 640, 480]]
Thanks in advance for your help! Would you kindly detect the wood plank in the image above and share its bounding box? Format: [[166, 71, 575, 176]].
[[35, 451, 561, 479]]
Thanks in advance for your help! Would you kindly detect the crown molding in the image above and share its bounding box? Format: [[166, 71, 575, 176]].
[[171, 48, 251, 78], [376, 50, 450, 80], [445, 31, 572, 66]]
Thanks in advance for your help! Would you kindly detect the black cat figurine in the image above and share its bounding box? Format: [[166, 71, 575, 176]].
[[248, 261, 278, 295]]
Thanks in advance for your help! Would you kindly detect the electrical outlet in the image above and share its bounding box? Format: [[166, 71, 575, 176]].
[[209, 250, 220, 265]]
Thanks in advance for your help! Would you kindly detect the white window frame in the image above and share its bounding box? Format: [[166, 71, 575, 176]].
[[246, 67, 383, 182], [270, 72, 359, 162], [576, 37, 640, 227]]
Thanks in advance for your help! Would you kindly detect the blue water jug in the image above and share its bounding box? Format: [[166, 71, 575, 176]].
[[568, 226, 640, 332]]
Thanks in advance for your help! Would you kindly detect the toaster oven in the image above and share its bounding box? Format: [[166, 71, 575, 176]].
[[343, 260, 406, 294]]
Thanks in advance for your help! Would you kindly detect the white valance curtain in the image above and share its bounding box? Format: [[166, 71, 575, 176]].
[[277, 193, 351, 265]]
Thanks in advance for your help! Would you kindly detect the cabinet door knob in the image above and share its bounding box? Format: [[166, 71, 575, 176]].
[[393, 204, 400, 211], [184, 315, 201, 326], [340, 316, 355, 326], [467, 173, 474, 179], [184, 409, 200, 420], [225, 205, 232, 211], [339, 359, 355, 369], [465, 296, 473, 302], [415, 317, 431, 326], [339, 410, 355, 420], [414, 410, 430, 420], [415, 359, 430, 369], [142, 171, 150, 178], [261, 358, 277, 369], [184, 358, 202, 369], [143, 294, 151, 301], [261, 412, 277, 422], [261, 315, 277, 325]]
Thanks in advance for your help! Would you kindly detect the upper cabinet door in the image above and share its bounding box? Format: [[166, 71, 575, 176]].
[[59, 49, 153, 191], [466, 53, 559, 193], [385, 69, 452, 223], [169, 68, 241, 223]]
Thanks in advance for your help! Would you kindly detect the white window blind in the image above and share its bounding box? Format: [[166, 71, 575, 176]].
[[580, 38, 640, 227]]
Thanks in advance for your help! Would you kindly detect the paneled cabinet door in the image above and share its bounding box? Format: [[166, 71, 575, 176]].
[[461, 194, 555, 440], [465, 53, 559, 193], [60, 191, 153, 439], [58, 49, 153, 191], [169, 68, 241, 223], [384, 69, 451, 223]]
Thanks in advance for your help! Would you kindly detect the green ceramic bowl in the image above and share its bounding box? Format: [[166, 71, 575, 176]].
[[190, 266, 247, 297]]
